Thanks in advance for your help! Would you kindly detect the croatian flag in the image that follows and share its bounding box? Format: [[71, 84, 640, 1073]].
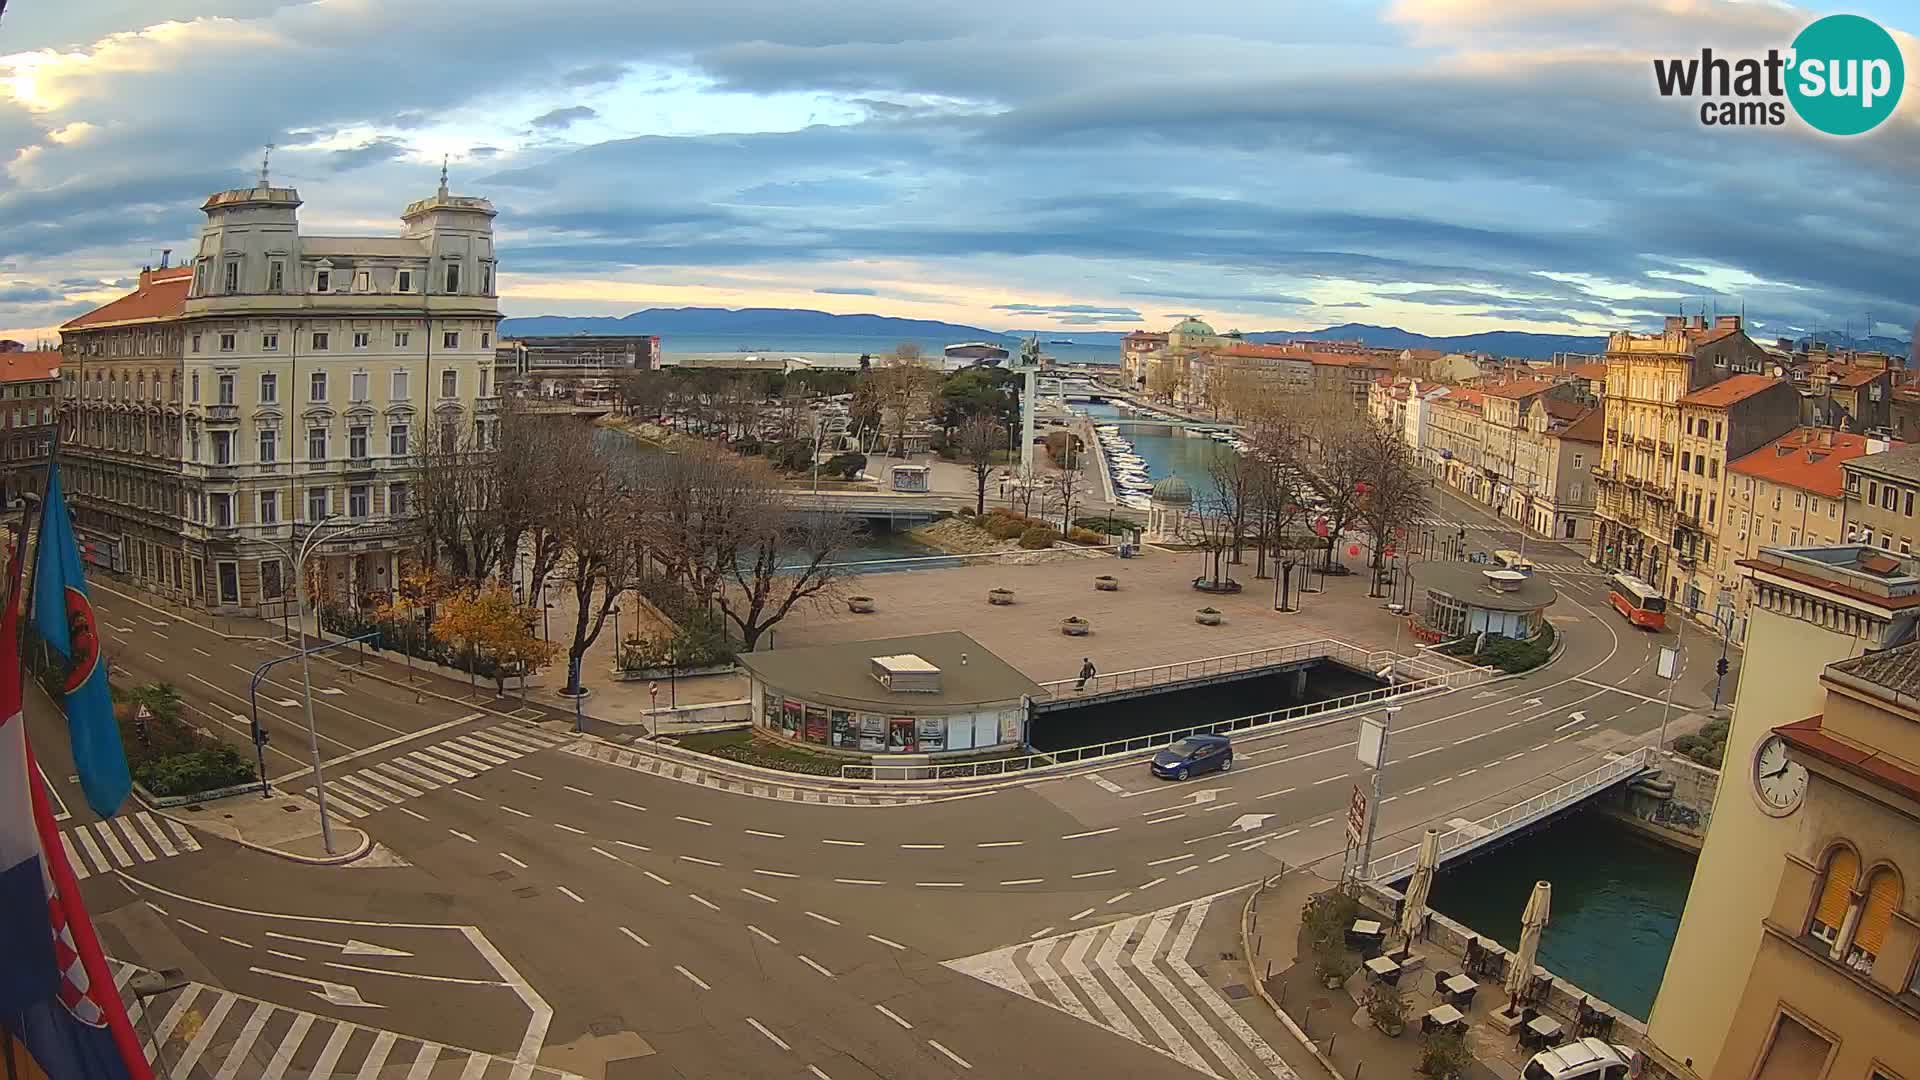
[[1, 544, 153, 1080], [33, 463, 130, 819]]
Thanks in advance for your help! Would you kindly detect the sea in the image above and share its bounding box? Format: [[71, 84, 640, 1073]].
[[660, 334, 1124, 368]]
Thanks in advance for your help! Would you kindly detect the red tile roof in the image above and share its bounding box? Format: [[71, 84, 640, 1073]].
[[1558, 407, 1604, 443], [0, 350, 60, 384], [1310, 353, 1391, 369], [1828, 365, 1886, 388], [1774, 715, 1920, 802], [1675, 373, 1785, 408], [1542, 398, 1587, 421], [1729, 427, 1892, 498], [1440, 388, 1485, 409], [1478, 377, 1555, 400], [61, 267, 192, 329], [1219, 342, 1311, 360], [1570, 362, 1609, 381]]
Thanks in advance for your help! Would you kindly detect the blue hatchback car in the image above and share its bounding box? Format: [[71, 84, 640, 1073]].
[[1149, 734, 1233, 781]]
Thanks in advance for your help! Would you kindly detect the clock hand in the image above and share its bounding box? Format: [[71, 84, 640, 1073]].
[[1762, 764, 1792, 780]]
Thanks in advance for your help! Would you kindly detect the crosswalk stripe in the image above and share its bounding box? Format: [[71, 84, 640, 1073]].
[[445, 735, 516, 764], [172, 990, 237, 1075], [309, 1021, 356, 1078], [135, 812, 178, 858], [212, 1001, 274, 1080], [61, 833, 89, 878], [355, 1030, 399, 1080], [1061, 926, 1142, 1041], [1131, 911, 1252, 1079], [1170, 903, 1291, 1075], [419, 744, 490, 775], [319, 784, 372, 818], [469, 728, 546, 755], [114, 817, 157, 862], [338, 774, 397, 807], [1099, 917, 1207, 1073], [72, 824, 111, 874], [166, 818, 201, 852], [375, 760, 443, 791], [260, 1012, 315, 1080], [407, 1041, 443, 1079], [150, 984, 202, 1051], [397, 754, 463, 785], [355, 767, 424, 800], [344, 770, 413, 803], [1022, 940, 1094, 1024], [91, 820, 133, 867], [458, 1051, 492, 1080]]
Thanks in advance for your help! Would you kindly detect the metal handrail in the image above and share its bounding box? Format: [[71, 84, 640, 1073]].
[[841, 656, 1500, 781], [1035, 638, 1379, 699], [1364, 745, 1656, 880]]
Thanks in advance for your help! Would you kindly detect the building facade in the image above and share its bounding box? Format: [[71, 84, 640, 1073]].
[[1669, 375, 1800, 619], [1841, 443, 1920, 556], [0, 351, 60, 510], [60, 172, 502, 616], [1120, 330, 1166, 387], [1648, 544, 1920, 1079]]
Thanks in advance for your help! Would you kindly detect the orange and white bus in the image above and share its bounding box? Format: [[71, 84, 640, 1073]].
[[1607, 573, 1667, 631]]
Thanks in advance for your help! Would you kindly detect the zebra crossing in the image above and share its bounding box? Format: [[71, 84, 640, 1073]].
[[111, 960, 584, 1080], [304, 724, 574, 818], [564, 740, 931, 805], [947, 898, 1296, 1080], [61, 812, 203, 878]]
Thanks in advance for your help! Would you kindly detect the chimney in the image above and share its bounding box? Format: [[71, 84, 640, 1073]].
[[1687, 314, 1707, 330], [1714, 315, 1742, 331], [160, 248, 171, 269], [1664, 316, 1687, 333], [1820, 429, 1834, 449]]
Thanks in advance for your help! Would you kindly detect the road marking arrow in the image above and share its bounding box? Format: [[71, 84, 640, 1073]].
[[1188, 788, 1225, 806], [1229, 814, 1273, 833], [1522, 698, 1544, 707], [273, 699, 300, 708], [264, 931, 414, 958], [1474, 691, 1502, 699], [1568, 711, 1587, 722], [249, 966, 385, 1008]]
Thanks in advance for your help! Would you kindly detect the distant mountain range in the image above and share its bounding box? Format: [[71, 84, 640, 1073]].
[[498, 307, 1911, 362]]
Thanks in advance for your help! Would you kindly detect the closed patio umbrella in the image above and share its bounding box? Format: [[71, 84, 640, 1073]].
[[1506, 880, 1552, 1010], [1396, 828, 1441, 950]]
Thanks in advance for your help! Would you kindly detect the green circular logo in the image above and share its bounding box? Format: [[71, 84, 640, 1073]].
[[1787, 14, 1904, 135]]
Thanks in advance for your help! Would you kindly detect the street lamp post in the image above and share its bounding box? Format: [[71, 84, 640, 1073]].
[[129, 967, 188, 1078]]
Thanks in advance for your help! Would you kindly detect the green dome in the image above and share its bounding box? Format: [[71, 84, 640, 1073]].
[[1170, 316, 1215, 337], [1151, 475, 1194, 505]]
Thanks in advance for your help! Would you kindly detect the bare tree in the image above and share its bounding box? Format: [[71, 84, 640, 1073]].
[[495, 409, 595, 605], [1204, 451, 1257, 564], [955, 413, 1004, 515], [1349, 418, 1429, 597], [872, 351, 937, 455], [550, 445, 647, 696], [409, 414, 504, 583]]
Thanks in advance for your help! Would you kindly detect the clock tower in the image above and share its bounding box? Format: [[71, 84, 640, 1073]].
[[1647, 544, 1920, 1077]]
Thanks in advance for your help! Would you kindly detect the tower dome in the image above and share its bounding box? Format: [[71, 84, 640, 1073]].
[[1150, 475, 1194, 506], [1169, 316, 1216, 337]]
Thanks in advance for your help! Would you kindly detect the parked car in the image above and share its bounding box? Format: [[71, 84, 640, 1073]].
[[1149, 734, 1233, 781], [1522, 1038, 1634, 1080]]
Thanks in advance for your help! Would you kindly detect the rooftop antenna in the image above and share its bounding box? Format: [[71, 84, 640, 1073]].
[[438, 155, 449, 198], [258, 143, 273, 188]]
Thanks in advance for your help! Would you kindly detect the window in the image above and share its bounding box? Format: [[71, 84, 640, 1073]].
[[311, 331, 329, 352], [480, 331, 491, 349], [389, 423, 409, 457], [219, 332, 236, 353], [191, 371, 200, 402], [210, 493, 232, 527], [348, 485, 370, 518], [350, 371, 369, 403], [1794, 493, 1803, 509], [217, 372, 234, 405], [268, 261, 284, 292], [394, 331, 411, 349], [443, 331, 460, 350], [1708, 496, 1715, 522], [349, 425, 368, 460], [1709, 459, 1717, 479], [223, 261, 238, 293], [315, 269, 331, 293], [260, 372, 277, 403], [193, 558, 204, 599], [1908, 490, 1915, 517], [391, 369, 410, 401], [445, 264, 460, 293], [441, 424, 456, 453], [480, 263, 492, 294], [388, 480, 409, 518], [194, 260, 209, 296], [1681, 451, 1690, 471], [1752, 1013, 1831, 1080], [1809, 846, 1858, 948], [479, 368, 490, 397], [211, 430, 232, 465], [217, 562, 240, 606], [352, 270, 370, 292], [1844, 868, 1903, 975], [262, 332, 279, 352], [309, 371, 327, 402], [440, 369, 457, 398], [261, 559, 285, 600], [1870, 479, 1879, 503], [1685, 417, 1693, 435], [352, 331, 370, 350], [258, 427, 277, 463], [397, 270, 412, 293], [306, 487, 328, 522], [1887, 486, 1899, 512], [1695, 457, 1705, 476]]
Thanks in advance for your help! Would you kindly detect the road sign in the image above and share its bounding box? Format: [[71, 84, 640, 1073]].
[[1358, 715, 1388, 768], [649, 681, 659, 698], [1656, 645, 1679, 680], [1346, 785, 1369, 844]]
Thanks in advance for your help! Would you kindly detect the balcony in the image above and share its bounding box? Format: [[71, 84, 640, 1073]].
[[1658, 441, 1675, 457], [1676, 551, 1697, 569], [1604, 427, 1618, 442], [203, 404, 239, 424], [1636, 435, 1655, 450]]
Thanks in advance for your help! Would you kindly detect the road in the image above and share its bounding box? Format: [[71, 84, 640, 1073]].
[[32, 489, 1737, 1080]]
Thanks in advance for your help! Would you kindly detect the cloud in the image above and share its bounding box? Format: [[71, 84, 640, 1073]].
[[530, 105, 599, 131], [993, 302, 1142, 317], [328, 137, 411, 173], [815, 286, 877, 296], [562, 63, 627, 88], [0, 285, 66, 303], [1124, 287, 1314, 307]]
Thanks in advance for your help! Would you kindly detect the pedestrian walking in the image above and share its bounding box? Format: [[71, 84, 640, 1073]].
[[1076, 657, 1097, 691]]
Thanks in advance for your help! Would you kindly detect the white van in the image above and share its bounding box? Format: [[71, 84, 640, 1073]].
[[1493, 549, 1534, 572], [1522, 1037, 1635, 1080]]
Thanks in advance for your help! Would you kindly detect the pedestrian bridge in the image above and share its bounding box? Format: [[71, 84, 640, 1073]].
[[1364, 745, 1659, 883]]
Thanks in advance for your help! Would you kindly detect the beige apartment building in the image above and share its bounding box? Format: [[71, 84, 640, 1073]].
[[1648, 544, 1920, 1079], [1669, 375, 1800, 619], [1842, 443, 1920, 557], [59, 170, 502, 616], [1419, 379, 1600, 541]]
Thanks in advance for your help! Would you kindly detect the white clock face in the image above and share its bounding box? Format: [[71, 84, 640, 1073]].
[[1752, 735, 1807, 816]]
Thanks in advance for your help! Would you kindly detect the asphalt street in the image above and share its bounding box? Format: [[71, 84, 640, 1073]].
[[30, 485, 1737, 1080]]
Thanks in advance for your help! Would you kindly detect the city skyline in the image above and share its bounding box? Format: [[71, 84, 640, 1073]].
[[1, 0, 1915, 346]]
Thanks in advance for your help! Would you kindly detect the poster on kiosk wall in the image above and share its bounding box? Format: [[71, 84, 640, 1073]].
[[915, 716, 945, 752], [858, 714, 886, 752], [830, 710, 856, 749], [887, 718, 916, 752]]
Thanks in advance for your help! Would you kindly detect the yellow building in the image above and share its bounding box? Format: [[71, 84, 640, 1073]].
[[1670, 375, 1800, 621], [1647, 545, 1920, 1077]]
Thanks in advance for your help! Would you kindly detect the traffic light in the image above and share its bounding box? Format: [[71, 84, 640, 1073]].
[[1716, 656, 1729, 677]]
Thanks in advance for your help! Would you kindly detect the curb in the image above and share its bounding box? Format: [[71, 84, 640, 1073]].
[[1242, 875, 1348, 1080], [138, 794, 374, 867]]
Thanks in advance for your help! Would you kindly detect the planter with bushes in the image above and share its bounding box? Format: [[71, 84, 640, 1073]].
[[1018, 525, 1060, 550], [1094, 575, 1119, 591], [847, 596, 876, 613], [1060, 616, 1090, 637], [988, 588, 1015, 606], [1195, 607, 1223, 625]]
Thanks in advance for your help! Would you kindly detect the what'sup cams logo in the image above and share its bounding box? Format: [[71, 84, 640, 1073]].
[[1654, 14, 1904, 135]]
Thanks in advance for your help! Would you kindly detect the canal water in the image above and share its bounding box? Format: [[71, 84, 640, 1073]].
[[1030, 661, 1384, 751], [1080, 402, 1234, 501], [1422, 810, 1695, 1020]]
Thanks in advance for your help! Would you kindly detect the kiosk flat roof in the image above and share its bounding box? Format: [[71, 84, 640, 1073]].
[[739, 632, 1045, 712]]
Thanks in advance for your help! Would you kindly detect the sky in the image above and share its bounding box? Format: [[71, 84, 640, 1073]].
[[0, 0, 1915, 347]]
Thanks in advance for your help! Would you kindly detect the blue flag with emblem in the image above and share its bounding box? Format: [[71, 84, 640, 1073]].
[[31, 463, 130, 818]]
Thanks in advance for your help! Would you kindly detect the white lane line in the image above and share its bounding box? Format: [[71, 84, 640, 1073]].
[[741, 888, 781, 904], [1312, 773, 1347, 785], [674, 815, 712, 827], [1275, 828, 1301, 840], [643, 871, 672, 886], [745, 829, 785, 839], [266, 949, 306, 963], [821, 838, 863, 846], [1071, 869, 1116, 879], [867, 934, 906, 951], [395, 806, 428, 822], [614, 840, 651, 852], [1000, 878, 1044, 886], [1177, 865, 1200, 875], [179, 919, 207, 934], [674, 965, 710, 991], [220, 936, 252, 949], [447, 830, 476, 844], [450, 789, 485, 802], [191, 647, 211, 658], [900, 843, 945, 850], [1105, 891, 1133, 905], [557, 886, 585, 904], [558, 785, 592, 797], [1381, 796, 1399, 805], [748, 925, 780, 945], [976, 840, 1022, 848], [809, 1067, 834, 1080], [511, 769, 543, 781], [1257, 787, 1297, 799], [1206, 853, 1233, 863], [1410, 747, 1445, 759], [1146, 813, 1185, 824], [499, 853, 527, 869], [1200, 801, 1238, 813], [915, 881, 964, 888], [928, 1040, 973, 1070], [591, 847, 622, 862], [689, 894, 721, 911], [797, 955, 834, 978], [1461, 768, 1479, 776], [613, 800, 646, 812], [1147, 853, 1194, 866], [1311, 817, 1334, 827], [875, 1004, 914, 1029], [619, 927, 650, 947], [1554, 717, 1584, 732], [804, 911, 841, 926], [753, 868, 797, 879], [746, 1018, 790, 1052], [1069, 907, 1097, 921], [1531, 742, 1551, 751], [834, 878, 885, 886], [554, 823, 587, 835], [1506, 752, 1528, 761], [1028, 926, 1057, 939], [679, 855, 723, 867], [1060, 827, 1118, 840], [1454, 733, 1486, 745], [499, 805, 532, 818], [1434, 776, 1454, 785]]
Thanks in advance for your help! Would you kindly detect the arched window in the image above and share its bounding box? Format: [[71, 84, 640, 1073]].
[[1809, 845, 1858, 948], [1845, 867, 1903, 976]]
